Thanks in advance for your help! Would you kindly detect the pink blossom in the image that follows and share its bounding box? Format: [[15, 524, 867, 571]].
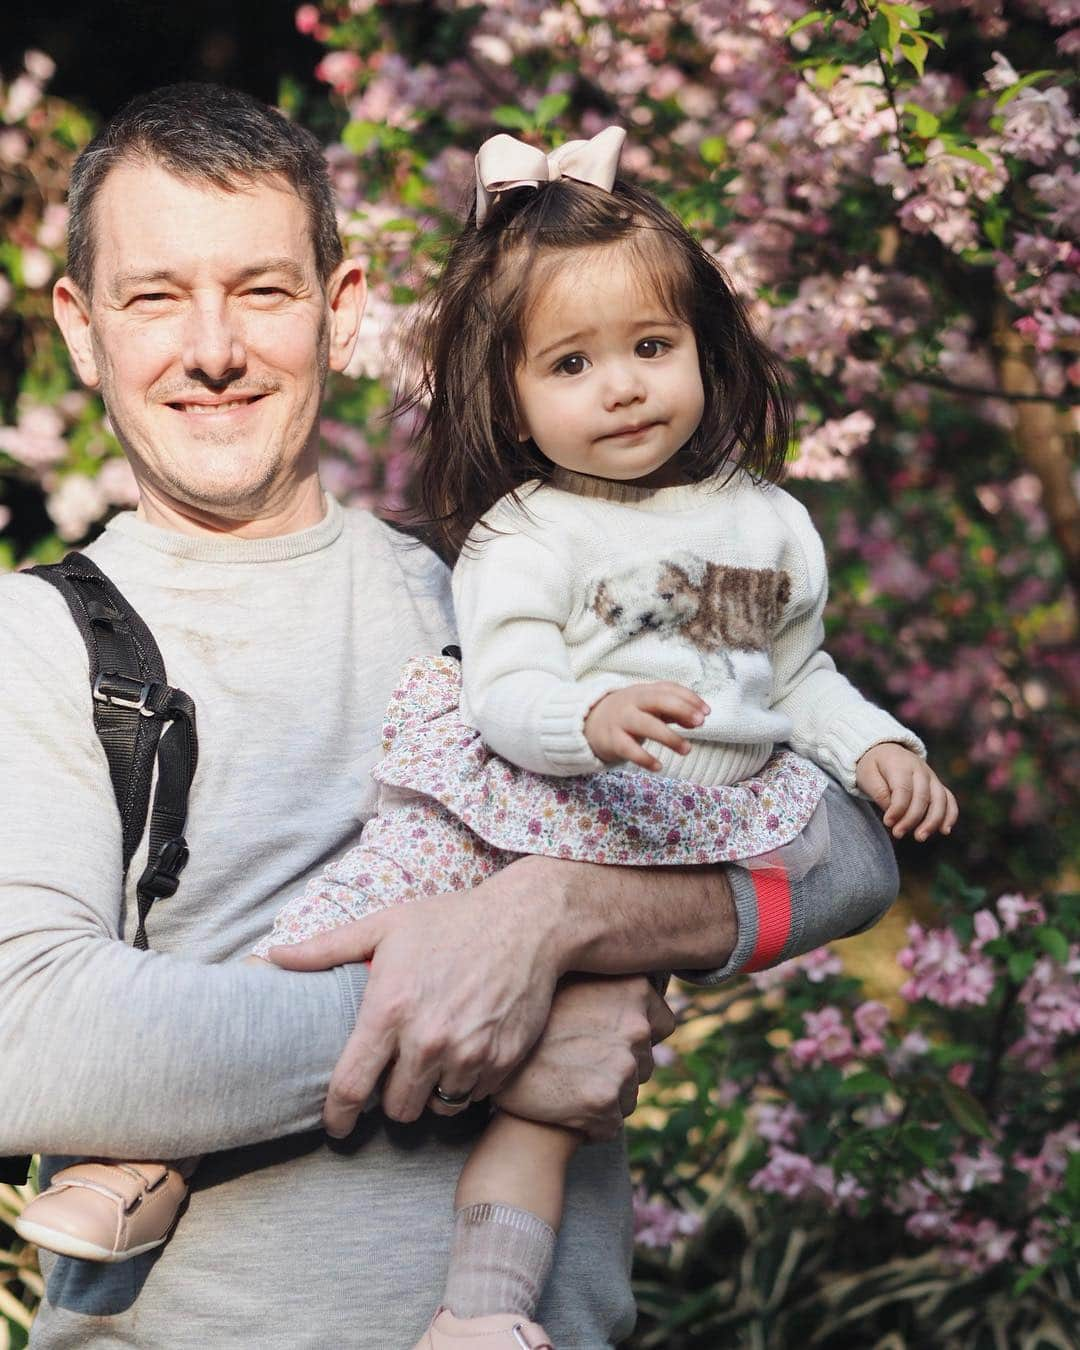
[[1000, 85, 1080, 166], [853, 1000, 889, 1055], [972, 909, 1001, 947], [996, 892, 1046, 931], [754, 1100, 804, 1145], [315, 51, 363, 95], [984, 51, 1018, 91], [749, 944, 841, 989], [799, 947, 844, 982], [4, 74, 44, 122], [21, 247, 54, 290], [294, 5, 321, 35], [942, 1218, 1016, 1273], [713, 1079, 741, 1109], [0, 405, 68, 469], [790, 410, 875, 482], [951, 1142, 1004, 1193], [948, 1062, 973, 1088], [892, 1175, 954, 1241], [1030, 164, 1080, 234], [1014, 1123, 1080, 1202], [749, 1146, 835, 1202], [1018, 951, 1080, 1040], [1021, 1218, 1054, 1267], [0, 128, 27, 166], [23, 49, 55, 82], [790, 1006, 856, 1068], [897, 923, 997, 1008], [96, 457, 140, 507], [632, 1187, 702, 1248], [46, 473, 108, 541]]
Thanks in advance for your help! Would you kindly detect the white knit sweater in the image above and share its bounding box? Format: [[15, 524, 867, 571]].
[[452, 469, 924, 790]]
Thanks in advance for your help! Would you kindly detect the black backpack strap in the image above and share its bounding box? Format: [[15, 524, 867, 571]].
[[27, 553, 199, 950], [2, 555, 198, 1188]]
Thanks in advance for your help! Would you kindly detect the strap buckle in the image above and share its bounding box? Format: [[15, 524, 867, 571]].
[[93, 672, 158, 717], [137, 837, 190, 900]]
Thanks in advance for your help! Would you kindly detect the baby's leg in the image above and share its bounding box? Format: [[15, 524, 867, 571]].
[[441, 1112, 581, 1321], [252, 791, 514, 959]]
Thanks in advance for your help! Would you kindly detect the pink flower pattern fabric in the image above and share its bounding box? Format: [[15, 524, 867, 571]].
[[254, 655, 829, 955]]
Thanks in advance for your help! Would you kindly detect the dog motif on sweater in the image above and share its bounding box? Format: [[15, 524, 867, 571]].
[[590, 553, 791, 691]]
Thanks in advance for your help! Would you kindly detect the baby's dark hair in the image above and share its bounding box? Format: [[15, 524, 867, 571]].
[[404, 173, 792, 558]]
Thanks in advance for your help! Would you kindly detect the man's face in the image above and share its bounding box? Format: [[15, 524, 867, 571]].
[[55, 159, 362, 528]]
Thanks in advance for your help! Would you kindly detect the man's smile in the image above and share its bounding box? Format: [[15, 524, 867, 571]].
[[166, 393, 268, 412]]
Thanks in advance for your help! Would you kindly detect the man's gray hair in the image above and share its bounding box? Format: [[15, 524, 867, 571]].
[[67, 83, 345, 295]]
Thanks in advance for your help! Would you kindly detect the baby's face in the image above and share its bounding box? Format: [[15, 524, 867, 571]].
[[513, 242, 704, 488]]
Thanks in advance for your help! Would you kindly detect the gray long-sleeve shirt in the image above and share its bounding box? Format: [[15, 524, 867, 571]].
[[0, 499, 636, 1348]]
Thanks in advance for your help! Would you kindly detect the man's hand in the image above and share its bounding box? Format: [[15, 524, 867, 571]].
[[855, 742, 958, 841], [494, 975, 675, 1141], [584, 683, 708, 771], [268, 869, 563, 1136]]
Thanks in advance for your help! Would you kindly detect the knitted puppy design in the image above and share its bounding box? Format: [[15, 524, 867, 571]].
[[591, 554, 791, 687]]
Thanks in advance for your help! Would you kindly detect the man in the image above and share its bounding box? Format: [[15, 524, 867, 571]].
[[0, 85, 900, 1348]]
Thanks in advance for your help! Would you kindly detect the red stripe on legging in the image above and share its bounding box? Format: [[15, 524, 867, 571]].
[[743, 866, 793, 972]]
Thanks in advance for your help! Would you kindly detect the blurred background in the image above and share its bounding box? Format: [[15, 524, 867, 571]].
[[1, 3, 1077, 1346]]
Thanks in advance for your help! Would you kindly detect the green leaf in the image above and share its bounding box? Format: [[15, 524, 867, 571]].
[[1035, 926, 1070, 964], [996, 70, 1055, 108], [1065, 1150, 1080, 1204], [700, 136, 727, 165], [534, 92, 570, 127], [943, 143, 995, 169], [1008, 950, 1036, 982], [341, 120, 380, 154], [868, 13, 892, 56], [1013, 1263, 1048, 1296], [904, 103, 940, 138], [898, 32, 928, 78], [492, 105, 533, 131], [900, 1124, 939, 1166], [786, 11, 828, 37], [811, 63, 843, 91], [940, 1082, 993, 1139], [838, 1071, 893, 1096]]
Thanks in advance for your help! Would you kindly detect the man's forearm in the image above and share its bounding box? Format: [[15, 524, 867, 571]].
[[0, 935, 366, 1158], [518, 855, 737, 979], [523, 779, 900, 986]]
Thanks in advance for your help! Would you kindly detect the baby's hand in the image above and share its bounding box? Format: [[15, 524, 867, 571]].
[[585, 682, 709, 772], [855, 743, 958, 841]]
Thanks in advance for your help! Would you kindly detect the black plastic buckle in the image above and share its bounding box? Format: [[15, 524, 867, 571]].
[[137, 837, 190, 900], [93, 671, 159, 717]]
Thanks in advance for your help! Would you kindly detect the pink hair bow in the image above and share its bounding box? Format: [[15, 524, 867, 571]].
[[474, 125, 627, 226]]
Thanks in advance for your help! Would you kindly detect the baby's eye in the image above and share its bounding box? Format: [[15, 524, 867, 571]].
[[554, 354, 589, 376], [610, 605, 624, 619], [659, 591, 674, 600], [636, 338, 669, 359]]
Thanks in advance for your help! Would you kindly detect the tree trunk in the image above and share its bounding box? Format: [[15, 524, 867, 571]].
[[993, 303, 1080, 601]]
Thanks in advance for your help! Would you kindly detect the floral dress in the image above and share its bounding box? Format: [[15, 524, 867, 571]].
[[252, 655, 830, 957]]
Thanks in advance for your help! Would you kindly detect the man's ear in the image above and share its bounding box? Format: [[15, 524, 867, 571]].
[[326, 258, 367, 374], [53, 276, 101, 389]]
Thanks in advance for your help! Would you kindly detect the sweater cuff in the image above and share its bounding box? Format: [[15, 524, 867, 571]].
[[674, 865, 781, 986], [817, 710, 926, 795], [332, 962, 368, 1035], [537, 676, 627, 775]]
